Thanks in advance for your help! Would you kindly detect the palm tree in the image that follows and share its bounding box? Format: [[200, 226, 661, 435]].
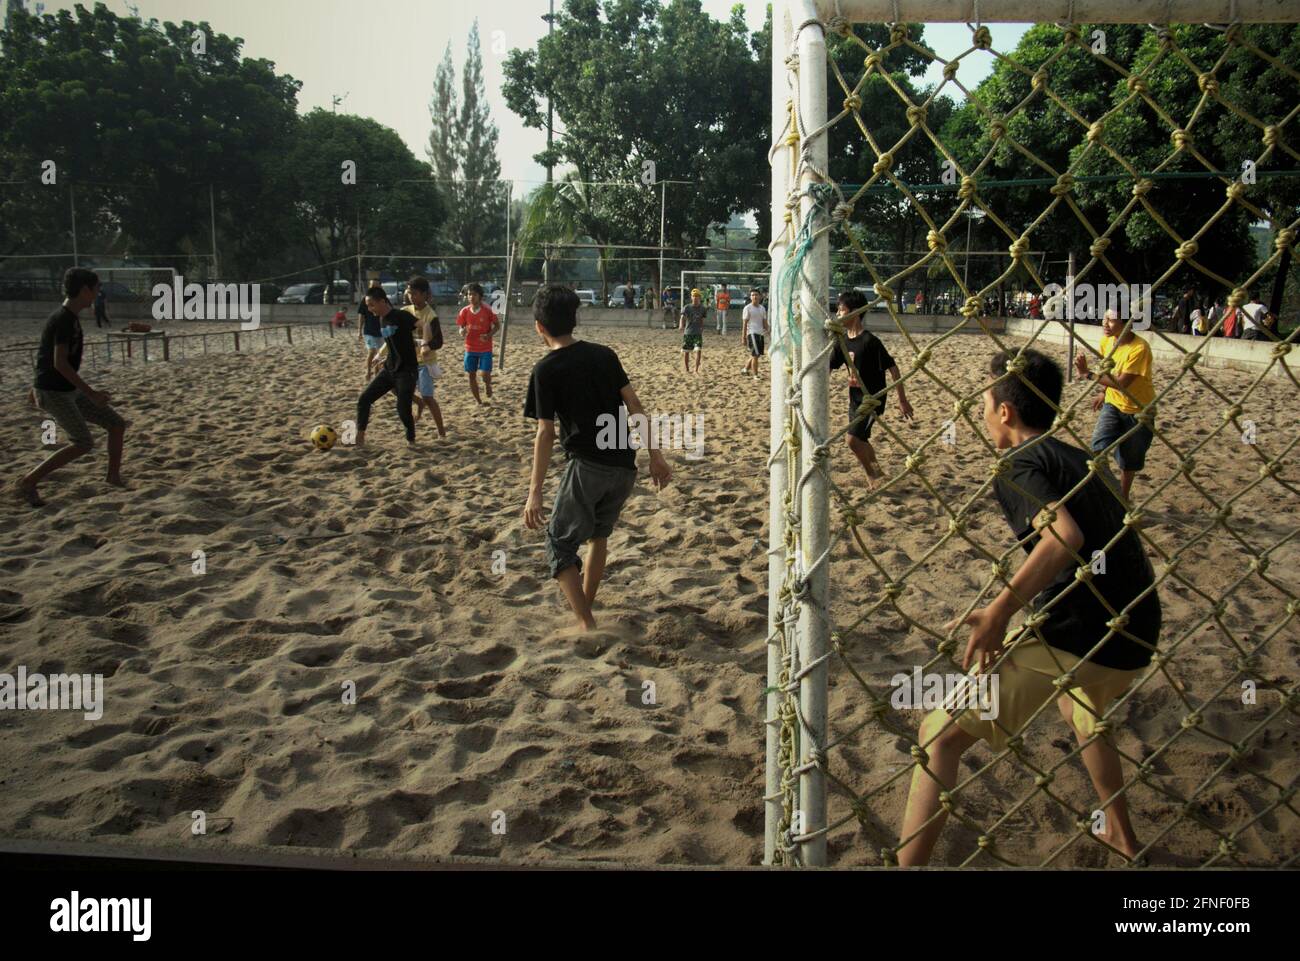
[[517, 175, 617, 302]]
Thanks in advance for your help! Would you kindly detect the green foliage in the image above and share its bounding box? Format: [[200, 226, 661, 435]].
[[503, 0, 770, 285]]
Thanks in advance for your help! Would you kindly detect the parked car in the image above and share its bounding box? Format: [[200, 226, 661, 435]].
[[608, 284, 644, 308], [575, 289, 599, 307], [429, 282, 460, 303], [382, 281, 407, 304], [278, 281, 352, 305]]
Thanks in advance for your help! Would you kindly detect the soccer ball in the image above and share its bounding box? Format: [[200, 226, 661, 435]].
[[310, 425, 338, 451]]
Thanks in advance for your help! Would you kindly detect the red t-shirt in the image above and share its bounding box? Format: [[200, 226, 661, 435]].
[[457, 305, 497, 353]]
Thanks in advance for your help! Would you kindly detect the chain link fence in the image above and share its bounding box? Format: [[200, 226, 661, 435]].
[[767, 3, 1299, 867]]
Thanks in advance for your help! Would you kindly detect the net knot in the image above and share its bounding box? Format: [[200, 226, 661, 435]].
[[873, 152, 895, 174], [874, 281, 895, 302], [1196, 72, 1218, 95], [1171, 128, 1192, 150], [1106, 613, 1130, 632], [915, 347, 932, 368], [1002, 353, 1027, 375], [939, 790, 954, 811], [904, 452, 926, 473], [972, 25, 992, 49], [958, 176, 977, 200], [977, 834, 996, 852], [1036, 772, 1054, 788], [827, 14, 850, 35], [990, 557, 1009, 580], [1089, 237, 1111, 258], [1132, 178, 1153, 198], [1024, 610, 1050, 630], [910, 744, 928, 762], [953, 397, 973, 416], [1175, 239, 1199, 261], [926, 229, 948, 252], [943, 59, 961, 80], [1224, 23, 1243, 46], [1074, 565, 1093, 584], [988, 118, 1007, 141], [905, 104, 928, 126], [1275, 228, 1295, 252], [1031, 68, 1049, 92], [961, 295, 982, 318], [1272, 341, 1292, 360], [1156, 27, 1173, 48], [885, 581, 903, 599], [1249, 556, 1269, 575], [1181, 712, 1203, 730], [1126, 75, 1149, 96], [1061, 25, 1079, 45], [839, 505, 862, 527], [1049, 173, 1074, 196], [889, 23, 909, 44], [1053, 671, 1077, 690], [1227, 287, 1247, 308], [864, 52, 883, 70], [844, 93, 863, 112], [1263, 124, 1281, 147], [785, 52, 800, 71], [1086, 121, 1105, 144], [1008, 236, 1030, 262], [832, 201, 854, 223], [948, 517, 967, 536], [1225, 180, 1247, 202]]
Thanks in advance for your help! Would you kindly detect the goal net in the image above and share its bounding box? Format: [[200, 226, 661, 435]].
[[767, 0, 1300, 867]]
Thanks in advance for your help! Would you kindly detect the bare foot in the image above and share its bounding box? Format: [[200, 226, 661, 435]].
[[106, 475, 127, 489], [15, 480, 44, 507]]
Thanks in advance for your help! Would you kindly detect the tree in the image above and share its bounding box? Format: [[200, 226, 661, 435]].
[[502, 0, 770, 289], [275, 110, 444, 295], [0, 2, 302, 280]]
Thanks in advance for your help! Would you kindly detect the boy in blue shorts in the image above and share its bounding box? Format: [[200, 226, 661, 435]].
[[358, 287, 385, 380], [457, 283, 499, 405], [523, 285, 672, 631], [402, 276, 446, 437]]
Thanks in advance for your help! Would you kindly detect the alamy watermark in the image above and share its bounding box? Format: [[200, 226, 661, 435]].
[[152, 275, 261, 330], [890, 667, 999, 720], [1043, 282, 1152, 330], [596, 407, 704, 461], [1, 666, 103, 720]]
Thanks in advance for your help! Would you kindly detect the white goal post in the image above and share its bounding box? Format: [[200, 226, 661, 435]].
[[766, 0, 1300, 868]]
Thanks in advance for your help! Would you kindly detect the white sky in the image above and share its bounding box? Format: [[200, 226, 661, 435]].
[[44, 1, 1026, 185]]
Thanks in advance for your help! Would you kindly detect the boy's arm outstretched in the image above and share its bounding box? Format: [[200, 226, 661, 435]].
[[620, 384, 672, 489], [948, 501, 1084, 671], [523, 419, 556, 529]]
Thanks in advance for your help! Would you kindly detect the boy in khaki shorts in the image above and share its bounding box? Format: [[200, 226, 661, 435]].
[[897, 349, 1161, 866], [17, 268, 129, 507]]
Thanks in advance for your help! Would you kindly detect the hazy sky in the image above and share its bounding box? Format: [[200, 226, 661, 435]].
[[46, 1, 1026, 186]]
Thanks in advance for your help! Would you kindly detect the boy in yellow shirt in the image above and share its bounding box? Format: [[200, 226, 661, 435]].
[[1074, 308, 1156, 502]]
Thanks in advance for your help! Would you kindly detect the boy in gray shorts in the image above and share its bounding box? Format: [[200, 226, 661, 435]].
[[17, 268, 128, 507], [523, 285, 672, 631]]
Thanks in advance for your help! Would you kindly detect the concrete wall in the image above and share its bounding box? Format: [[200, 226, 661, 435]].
[[1003, 318, 1289, 379]]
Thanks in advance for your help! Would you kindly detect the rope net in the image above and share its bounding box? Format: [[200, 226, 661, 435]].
[[768, 15, 1300, 867]]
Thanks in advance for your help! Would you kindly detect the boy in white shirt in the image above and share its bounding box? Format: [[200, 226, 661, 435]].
[[741, 290, 768, 379]]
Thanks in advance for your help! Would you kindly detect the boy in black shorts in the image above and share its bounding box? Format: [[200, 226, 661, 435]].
[[17, 268, 129, 507], [523, 285, 672, 631], [831, 290, 912, 485], [897, 349, 1162, 866]]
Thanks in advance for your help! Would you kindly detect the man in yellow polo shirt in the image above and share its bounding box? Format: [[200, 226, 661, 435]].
[[1074, 308, 1156, 502]]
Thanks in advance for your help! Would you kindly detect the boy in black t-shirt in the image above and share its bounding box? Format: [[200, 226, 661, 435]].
[[355, 287, 419, 448], [523, 285, 672, 632], [17, 267, 129, 507], [898, 349, 1161, 866], [830, 290, 913, 486]]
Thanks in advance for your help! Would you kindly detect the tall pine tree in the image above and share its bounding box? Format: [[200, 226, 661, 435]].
[[427, 41, 460, 234], [424, 22, 505, 286]]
